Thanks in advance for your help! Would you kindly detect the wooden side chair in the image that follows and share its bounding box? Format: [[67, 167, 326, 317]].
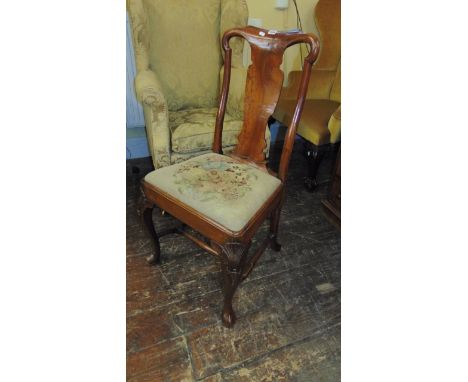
[[139, 26, 320, 328]]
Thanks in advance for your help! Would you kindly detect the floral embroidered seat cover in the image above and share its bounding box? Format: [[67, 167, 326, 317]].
[[144, 153, 281, 232]]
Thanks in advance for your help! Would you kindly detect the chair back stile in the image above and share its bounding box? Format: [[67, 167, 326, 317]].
[[277, 45, 318, 182], [213, 26, 320, 181]]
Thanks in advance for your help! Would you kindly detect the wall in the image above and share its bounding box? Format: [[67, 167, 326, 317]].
[[245, 0, 319, 83]]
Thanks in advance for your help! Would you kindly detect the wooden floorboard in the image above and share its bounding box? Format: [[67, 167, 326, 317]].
[[126, 144, 341, 381]]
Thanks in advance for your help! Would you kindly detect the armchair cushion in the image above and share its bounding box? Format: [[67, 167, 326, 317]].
[[274, 99, 340, 146], [169, 108, 242, 154], [169, 107, 271, 155], [144, 153, 281, 232]]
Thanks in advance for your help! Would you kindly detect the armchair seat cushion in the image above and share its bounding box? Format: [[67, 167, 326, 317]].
[[144, 153, 282, 232], [273, 99, 340, 146], [169, 108, 243, 154]]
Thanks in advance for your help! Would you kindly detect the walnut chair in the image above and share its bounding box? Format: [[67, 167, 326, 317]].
[[127, 0, 270, 169], [140, 26, 320, 328], [273, 0, 341, 191]]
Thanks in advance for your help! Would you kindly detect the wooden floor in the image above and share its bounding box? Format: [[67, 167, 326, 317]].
[[126, 143, 341, 381]]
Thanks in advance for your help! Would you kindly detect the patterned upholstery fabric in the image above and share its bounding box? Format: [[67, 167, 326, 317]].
[[169, 107, 271, 156], [144, 153, 281, 232], [135, 70, 171, 168], [220, 67, 248, 120], [170, 146, 235, 165], [143, 0, 222, 111], [169, 108, 242, 154]]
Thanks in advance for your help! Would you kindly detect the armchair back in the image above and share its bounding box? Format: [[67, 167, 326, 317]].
[[314, 0, 341, 71], [314, 0, 341, 102], [127, 0, 248, 111]]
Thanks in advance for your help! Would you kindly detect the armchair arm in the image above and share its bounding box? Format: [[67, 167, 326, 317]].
[[134, 70, 171, 168], [328, 105, 341, 143], [135, 69, 166, 106]]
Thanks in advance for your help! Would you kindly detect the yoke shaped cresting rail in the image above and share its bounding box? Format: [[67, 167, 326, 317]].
[[212, 26, 320, 182]]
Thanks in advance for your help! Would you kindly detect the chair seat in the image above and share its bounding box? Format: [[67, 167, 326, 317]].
[[273, 99, 340, 146], [169, 108, 243, 154], [144, 153, 282, 232]]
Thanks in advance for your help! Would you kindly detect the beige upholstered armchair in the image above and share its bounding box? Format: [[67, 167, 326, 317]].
[[127, 0, 270, 169]]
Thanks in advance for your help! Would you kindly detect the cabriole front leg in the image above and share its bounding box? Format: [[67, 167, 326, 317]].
[[220, 260, 240, 328], [219, 242, 251, 328], [304, 142, 326, 192]]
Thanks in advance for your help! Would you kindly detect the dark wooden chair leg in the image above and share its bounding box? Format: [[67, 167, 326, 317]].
[[219, 242, 251, 328], [220, 260, 240, 328], [142, 204, 161, 265], [330, 142, 341, 167], [138, 185, 162, 265], [304, 143, 326, 192], [269, 206, 282, 252], [137, 188, 162, 265]]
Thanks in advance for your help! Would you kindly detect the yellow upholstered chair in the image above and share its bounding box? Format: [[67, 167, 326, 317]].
[[273, 0, 341, 191], [127, 0, 270, 169]]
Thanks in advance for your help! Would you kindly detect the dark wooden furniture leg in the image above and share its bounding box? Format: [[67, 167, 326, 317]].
[[138, 189, 161, 265], [322, 146, 341, 229], [304, 142, 326, 192], [139, 187, 184, 265], [141, 203, 161, 265], [219, 242, 251, 327], [269, 205, 282, 252]]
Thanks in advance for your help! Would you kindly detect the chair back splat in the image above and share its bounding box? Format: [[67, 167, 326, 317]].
[[213, 26, 320, 181]]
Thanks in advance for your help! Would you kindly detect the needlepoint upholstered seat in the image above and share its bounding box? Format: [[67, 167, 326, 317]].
[[145, 153, 282, 232], [140, 26, 320, 328]]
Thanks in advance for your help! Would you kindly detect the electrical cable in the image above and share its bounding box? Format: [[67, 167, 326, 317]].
[[292, 0, 310, 68]]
